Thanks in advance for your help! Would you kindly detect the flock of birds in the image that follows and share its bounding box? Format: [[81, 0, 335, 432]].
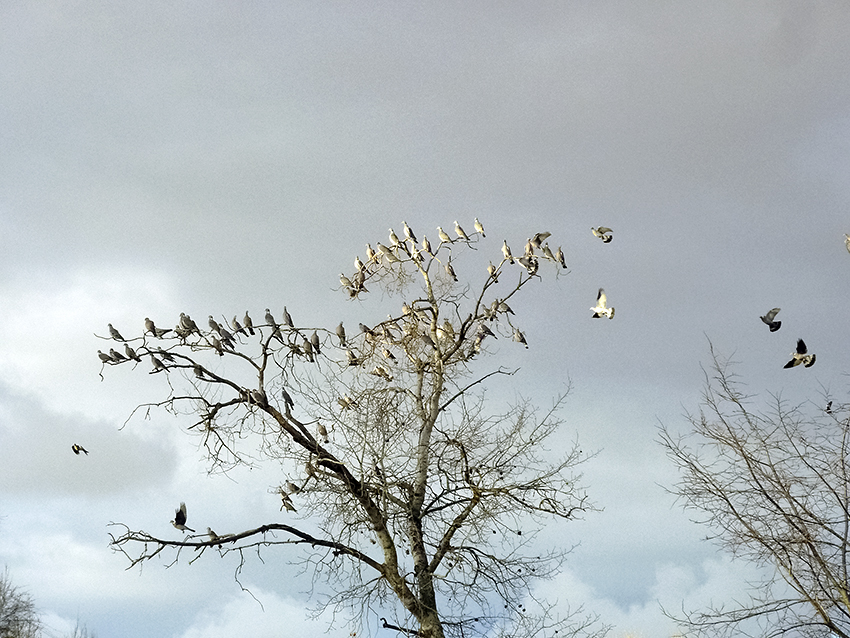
[[758, 306, 817, 369]]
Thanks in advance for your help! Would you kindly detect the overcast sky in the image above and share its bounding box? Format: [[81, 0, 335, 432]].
[[2, 2, 850, 637]]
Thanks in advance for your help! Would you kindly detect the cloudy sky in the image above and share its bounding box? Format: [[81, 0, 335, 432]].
[[1, 2, 849, 637]]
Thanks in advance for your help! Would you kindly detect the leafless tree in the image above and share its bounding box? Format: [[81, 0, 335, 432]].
[[0, 568, 40, 638], [104, 223, 604, 638], [660, 346, 850, 638]]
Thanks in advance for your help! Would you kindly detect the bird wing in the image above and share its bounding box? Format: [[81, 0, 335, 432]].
[[761, 308, 780, 324], [796, 339, 807, 354], [596, 289, 607, 307]]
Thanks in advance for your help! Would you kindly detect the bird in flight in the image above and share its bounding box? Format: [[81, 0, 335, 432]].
[[591, 288, 615, 319], [784, 339, 816, 368], [71, 444, 89, 455], [760, 308, 781, 332], [171, 502, 196, 533], [591, 227, 613, 243]]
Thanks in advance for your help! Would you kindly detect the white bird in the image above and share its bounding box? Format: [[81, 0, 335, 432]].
[[354, 256, 365, 272], [502, 240, 514, 264], [377, 242, 394, 256], [206, 527, 220, 542], [760, 308, 781, 332], [784, 339, 816, 368], [107, 324, 125, 341], [437, 227, 452, 244], [555, 246, 567, 269], [517, 255, 538, 275], [454, 221, 469, 241], [513, 328, 528, 348], [445, 259, 458, 282], [366, 243, 378, 263], [389, 228, 402, 248], [71, 444, 89, 455], [487, 261, 499, 282], [541, 243, 556, 262], [422, 235, 433, 256], [243, 311, 255, 335], [171, 502, 196, 533], [403, 221, 417, 243], [591, 288, 615, 319], [474, 217, 485, 237], [340, 273, 353, 288], [530, 232, 551, 248], [591, 227, 613, 243]]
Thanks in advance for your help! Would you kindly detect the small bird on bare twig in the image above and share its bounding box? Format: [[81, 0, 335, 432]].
[[171, 502, 196, 533], [243, 311, 255, 336], [454, 220, 469, 241], [502, 240, 514, 264], [107, 324, 125, 341]]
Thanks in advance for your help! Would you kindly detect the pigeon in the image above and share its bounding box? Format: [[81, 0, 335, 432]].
[[171, 502, 196, 533], [264, 308, 277, 327], [336, 322, 346, 346], [530, 232, 551, 248], [541, 244, 556, 262], [310, 331, 321, 355], [231, 316, 246, 336], [243, 312, 256, 335], [208, 315, 221, 334], [279, 490, 297, 512], [422, 235, 433, 256], [389, 228, 402, 248], [555, 246, 567, 269], [282, 307, 294, 328], [487, 261, 499, 282], [97, 350, 112, 364], [512, 328, 528, 348], [760, 308, 782, 332], [377, 242, 394, 256], [318, 423, 329, 443], [281, 387, 295, 410], [517, 255, 538, 276], [502, 240, 514, 264], [354, 256, 365, 273], [403, 221, 417, 243], [784, 339, 816, 368], [144, 318, 161, 338], [107, 324, 125, 341], [474, 217, 485, 237], [150, 354, 166, 373], [445, 259, 458, 282], [124, 344, 141, 362], [591, 227, 613, 243], [454, 221, 469, 241], [206, 528, 220, 542], [340, 273, 354, 289], [109, 348, 127, 362], [591, 288, 615, 319], [71, 444, 89, 455], [366, 243, 378, 263], [285, 481, 301, 494], [437, 227, 452, 244]]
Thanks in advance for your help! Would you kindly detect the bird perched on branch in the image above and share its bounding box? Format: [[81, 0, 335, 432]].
[[243, 311, 255, 335], [71, 444, 89, 455], [784, 339, 816, 368], [454, 221, 469, 241], [591, 288, 615, 319], [437, 227, 452, 244], [171, 502, 196, 533], [760, 308, 781, 332], [107, 324, 125, 341], [474, 217, 485, 237]]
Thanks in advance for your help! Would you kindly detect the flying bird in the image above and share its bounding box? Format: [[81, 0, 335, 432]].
[[71, 444, 89, 455], [107, 324, 125, 341], [591, 288, 615, 319], [760, 308, 782, 332], [784, 339, 816, 369], [171, 502, 196, 533], [530, 232, 551, 248], [591, 227, 613, 243], [474, 217, 485, 237]]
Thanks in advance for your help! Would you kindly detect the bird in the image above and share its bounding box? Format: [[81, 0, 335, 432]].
[[389, 228, 402, 249], [555, 246, 567, 269], [487, 261, 499, 282], [231, 316, 246, 336], [282, 307, 294, 328], [403, 221, 417, 244], [310, 331, 321, 355], [149, 354, 166, 373], [171, 502, 196, 533], [454, 221, 469, 241], [517, 255, 538, 276], [97, 350, 112, 364], [445, 259, 458, 282], [318, 423, 329, 443], [144, 318, 161, 338], [206, 528, 220, 542], [826, 401, 833, 414], [281, 387, 295, 410], [208, 315, 221, 334], [336, 322, 346, 346], [502, 240, 514, 264], [591, 288, 615, 319], [107, 324, 125, 341], [760, 308, 782, 332], [474, 218, 485, 237], [285, 481, 301, 494], [279, 490, 297, 512], [109, 348, 127, 362], [541, 244, 556, 262], [340, 273, 354, 289], [71, 444, 89, 455], [512, 328, 528, 348], [243, 312, 255, 335], [421, 235, 433, 256], [124, 344, 141, 362], [354, 255, 365, 273], [591, 227, 613, 243], [437, 227, 452, 244], [366, 243, 378, 263], [264, 308, 277, 327], [530, 232, 551, 248], [784, 339, 816, 368], [845, 234, 850, 254]]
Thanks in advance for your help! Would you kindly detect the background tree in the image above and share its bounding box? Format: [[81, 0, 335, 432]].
[[660, 347, 850, 638], [105, 223, 603, 638], [0, 568, 40, 638]]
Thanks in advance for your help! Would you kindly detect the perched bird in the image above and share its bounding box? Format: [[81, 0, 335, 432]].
[[826, 401, 833, 414], [403, 221, 418, 244], [318, 422, 329, 443], [445, 259, 458, 282], [366, 243, 378, 263], [71, 444, 89, 455], [264, 308, 277, 327], [474, 217, 485, 237], [144, 318, 160, 338], [760, 308, 782, 332], [487, 261, 499, 282], [150, 354, 166, 373], [591, 227, 613, 243], [784, 339, 816, 369], [285, 481, 301, 494], [517, 255, 538, 276], [336, 322, 347, 346], [171, 502, 196, 533], [454, 221, 469, 241], [206, 528, 220, 542], [281, 387, 295, 410], [124, 344, 141, 362], [354, 256, 365, 273], [591, 288, 615, 319], [107, 324, 125, 341], [541, 244, 556, 262], [109, 348, 127, 362], [243, 311, 255, 336], [340, 273, 354, 289], [555, 246, 567, 269], [502, 240, 514, 264], [279, 490, 297, 512], [97, 350, 112, 364], [512, 328, 528, 348], [530, 232, 551, 248], [310, 331, 321, 355], [422, 235, 433, 256], [231, 316, 246, 336], [346, 349, 360, 367], [389, 228, 402, 248], [437, 227, 452, 244], [377, 242, 394, 256], [282, 307, 294, 328], [208, 315, 221, 334]]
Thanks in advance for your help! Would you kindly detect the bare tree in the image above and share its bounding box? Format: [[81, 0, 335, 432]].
[[0, 568, 40, 638], [105, 223, 603, 638], [660, 346, 850, 638]]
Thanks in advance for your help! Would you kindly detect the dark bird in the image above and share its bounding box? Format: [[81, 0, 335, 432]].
[[124, 344, 141, 362], [826, 400, 833, 414], [760, 308, 782, 332], [97, 350, 112, 364], [784, 339, 816, 369], [243, 311, 255, 335], [71, 444, 89, 455], [171, 502, 196, 533]]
